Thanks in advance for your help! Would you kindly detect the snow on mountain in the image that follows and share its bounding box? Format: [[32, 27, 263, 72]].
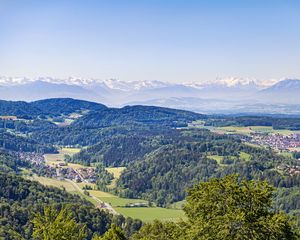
[[0, 76, 281, 91], [186, 77, 278, 90], [0, 76, 299, 114], [0, 76, 32, 86], [263, 79, 300, 91]]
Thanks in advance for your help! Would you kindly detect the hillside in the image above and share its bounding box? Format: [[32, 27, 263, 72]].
[[31, 98, 107, 116], [0, 98, 107, 118], [73, 105, 204, 128], [115, 129, 300, 206], [0, 151, 142, 239]]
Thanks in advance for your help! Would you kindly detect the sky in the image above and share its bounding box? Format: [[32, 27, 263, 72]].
[[0, 0, 300, 83]]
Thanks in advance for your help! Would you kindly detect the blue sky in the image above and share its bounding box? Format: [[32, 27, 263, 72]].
[[0, 0, 300, 82]]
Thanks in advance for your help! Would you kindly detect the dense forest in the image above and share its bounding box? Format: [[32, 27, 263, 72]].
[[0, 98, 106, 118], [73, 105, 204, 129], [0, 132, 57, 153], [115, 130, 300, 206]]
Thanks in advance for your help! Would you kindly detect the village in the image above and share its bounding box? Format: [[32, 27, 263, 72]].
[[249, 133, 300, 151], [17, 151, 97, 183]]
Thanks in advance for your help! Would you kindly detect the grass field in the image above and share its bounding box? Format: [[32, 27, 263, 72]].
[[29, 175, 98, 205], [207, 152, 251, 165], [29, 174, 184, 222], [212, 125, 300, 136], [239, 152, 251, 161], [44, 148, 95, 169], [115, 207, 185, 222], [214, 126, 253, 135], [29, 175, 78, 191], [106, 167, 126, 188], [87, 190, 148, 207], [106, 167, 126, 178], [207, 155, 223, 163]]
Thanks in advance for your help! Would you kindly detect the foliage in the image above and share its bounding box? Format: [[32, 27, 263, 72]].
[[132, 175, 299, 240], [73, 105, 203, 129], [0, 169, 142, 240], [70, 134, 174, 166], [116, 129, 300, 207], [184, 175, 297, 239], [0, 98, 106, 118], [205, 116, 300, 130], [0, 150, 29, 173], [31, 98, 106, 116], [32, 206, 87, 240], [95, 164, 114, 190], [0, 132, 57, 153], [93, 224, 127, 240]]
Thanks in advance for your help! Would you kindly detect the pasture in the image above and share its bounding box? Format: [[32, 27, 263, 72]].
[[27, 173, 185, 222], [207, 155, 223, 164], [44, 148, 95, 169], [88, 190, 148, 207], [106, 167, 126, 188], [212, 125, 300, 136], [29, 175, 78, 192], [115, 207, 185, 222]]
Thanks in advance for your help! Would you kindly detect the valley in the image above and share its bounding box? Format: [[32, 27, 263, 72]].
[[23, 147, 185, 222], [1, 98, 300, 239]]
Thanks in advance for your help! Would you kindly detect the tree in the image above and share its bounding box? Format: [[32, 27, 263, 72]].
[[133, 175, 299, 240], [131, 220, 186, 240], [184, 174, 298, 240], [92, 224, 127, 240], [32, 206, 87, 240]]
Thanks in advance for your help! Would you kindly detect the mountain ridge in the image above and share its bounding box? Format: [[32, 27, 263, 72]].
[[0, 77, 299, 114]]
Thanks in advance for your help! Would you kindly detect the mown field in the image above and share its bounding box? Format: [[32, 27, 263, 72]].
[[115, 207, 185, 222], [190, 121, 300, 136], [29, 172, 185, 222], [207, 152, 251, 165], [44, 148, 95, 169]]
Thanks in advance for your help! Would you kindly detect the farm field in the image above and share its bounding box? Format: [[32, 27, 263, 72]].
[[87, 190, 148, 207], [29, 174, 184, 222], [239, 152, 251, 161], [213, 126, 300, 136], [28, 175, 79, 192], [106, 167, 126, 188], [207, 155, 223, 163], [207, 152, 251, 164], [191, 122, 300, 136], [44, 148, 95, 169], [115, 207, 185, 222], [106, 167, 126, 179]]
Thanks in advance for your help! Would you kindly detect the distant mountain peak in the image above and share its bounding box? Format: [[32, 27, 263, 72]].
[[264, 78, 300, 91]]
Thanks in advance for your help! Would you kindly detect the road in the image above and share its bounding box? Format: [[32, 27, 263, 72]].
[[65, 179, 118, 215]]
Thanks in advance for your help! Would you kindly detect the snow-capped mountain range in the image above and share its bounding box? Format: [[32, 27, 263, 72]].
[[0, 76, 299, 114], [0, 76, 277, 90]]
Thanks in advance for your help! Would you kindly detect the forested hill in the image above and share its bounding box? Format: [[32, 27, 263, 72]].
[[73, 105, 204, 128], [0, 98, 106, 118], [0, 151, 142, 239], [31, 98, 107, 116]]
